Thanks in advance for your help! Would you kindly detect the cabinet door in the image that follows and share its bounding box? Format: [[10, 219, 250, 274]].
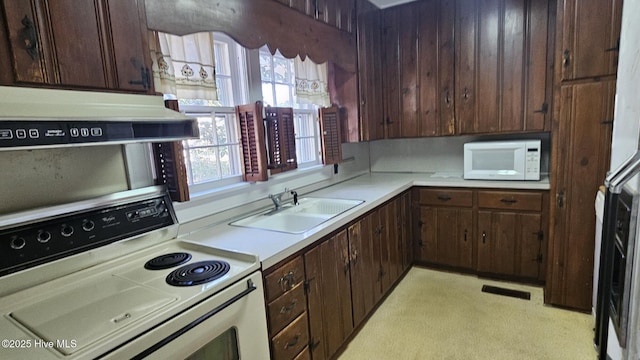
[[457, 0, 549, 134], [478, 210, 544, 279], [348, 219, 376, 328], [305, 231, 353, 360], [379, 201, 399, 294], [381, 6, 403, 138], [107, 0, 153, 93], [1, 0, 152, 92], [400, 191, 414, 271], [418, 206, 473, 269], [549, 80, 615, 310], [417, 0, 456, 137], [477, 211, 518, 275], [382, 0, 456, 138], [2, 0, 107, 87], [356, 2, 384, 141], [560, 0, 623, 81]]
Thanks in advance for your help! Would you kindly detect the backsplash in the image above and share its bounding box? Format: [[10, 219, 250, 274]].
[[369, 133, 550, 175], [0, 146, 129, 215]]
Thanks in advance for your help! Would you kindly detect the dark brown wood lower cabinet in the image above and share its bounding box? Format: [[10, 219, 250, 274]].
[[477, 211, 544, 279], [348, 220, 376, 329], [304, 230, 353, 360]]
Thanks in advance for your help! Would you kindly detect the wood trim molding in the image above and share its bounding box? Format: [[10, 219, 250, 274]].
[[145, 0, 357, 72]]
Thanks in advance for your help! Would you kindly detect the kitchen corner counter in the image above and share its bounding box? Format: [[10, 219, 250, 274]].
[[181, 172, 550, 270]]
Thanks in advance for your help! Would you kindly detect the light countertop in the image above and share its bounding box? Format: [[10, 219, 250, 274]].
[[180, 172, 550, 270]]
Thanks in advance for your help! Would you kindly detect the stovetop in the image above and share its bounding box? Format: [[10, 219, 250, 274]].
[[0, 239, 260, 358], [0, 186, 261, 359]]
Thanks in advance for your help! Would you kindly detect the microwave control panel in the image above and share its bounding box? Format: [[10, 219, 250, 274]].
[[525, 141, 541, 180]]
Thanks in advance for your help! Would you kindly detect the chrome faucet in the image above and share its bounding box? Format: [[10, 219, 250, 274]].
[[268, 188, 298, 210]]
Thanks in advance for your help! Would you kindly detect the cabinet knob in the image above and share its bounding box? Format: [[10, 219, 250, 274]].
[[462, 87, 470, 100], [482, 231, 487, 244], [562, 49, 570, 67]]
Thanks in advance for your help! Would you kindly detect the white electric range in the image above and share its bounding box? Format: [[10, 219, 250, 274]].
[[0, 186, 269, 359]]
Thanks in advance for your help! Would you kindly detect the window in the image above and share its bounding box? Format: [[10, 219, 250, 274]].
[[259, 47, 321, 167], [179, 34, 247, 190], [175, 35, 323, 193]]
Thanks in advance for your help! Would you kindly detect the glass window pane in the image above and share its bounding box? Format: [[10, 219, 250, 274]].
[[216, 77, 234, 106], [273, 57, 290, 83], [189, 147, 220, 184], [214, 42, 230, 76], [188, 116, 217, 146], [275, 84, 291, 107], [215, 115, 226, 144], [296, 137, 317, 163], [262, 83, 275, 106], [218, 145, 233, 177], [260, 54, 273, 81]]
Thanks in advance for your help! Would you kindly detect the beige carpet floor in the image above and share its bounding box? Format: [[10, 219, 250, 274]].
[[338, 267, 596, 360]]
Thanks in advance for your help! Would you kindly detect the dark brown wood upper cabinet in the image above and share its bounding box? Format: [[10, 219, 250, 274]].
[[356, 0, 385, 141], [456, 0, 550, 134], [559, 0, 623, 81], [1, 0, 153, 93], [274, 0, 355, 33], [379, 0, 550, 138]]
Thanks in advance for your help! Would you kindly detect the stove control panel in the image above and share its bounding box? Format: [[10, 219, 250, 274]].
[[0, 194, 175, 277]]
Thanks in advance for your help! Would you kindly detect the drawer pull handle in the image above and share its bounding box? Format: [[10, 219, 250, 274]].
[[280, 300, 297, 314], [437, 195, 452, 201], [278, 270, 296, 291], [464, 229, 468, 242], [285, 334, 300, 349], [500, 198, 518, 204]]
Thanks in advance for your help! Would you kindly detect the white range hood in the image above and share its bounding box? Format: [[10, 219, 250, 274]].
[[0, 86, 198, 150]]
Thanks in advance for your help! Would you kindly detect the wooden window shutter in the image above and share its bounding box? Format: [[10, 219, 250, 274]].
[[265, 106, 298, 175], [236, 101, 268, 182], [319, 106, 343, 165], [153, 99, 190, 202]]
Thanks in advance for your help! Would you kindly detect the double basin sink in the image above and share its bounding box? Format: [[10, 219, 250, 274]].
[[230, 197, 364, 234]]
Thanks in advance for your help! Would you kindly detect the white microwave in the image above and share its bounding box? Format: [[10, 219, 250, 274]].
[[463, 140, 541, 181]]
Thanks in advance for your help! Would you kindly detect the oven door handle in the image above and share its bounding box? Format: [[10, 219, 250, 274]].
[[130, 278, 258, 360]]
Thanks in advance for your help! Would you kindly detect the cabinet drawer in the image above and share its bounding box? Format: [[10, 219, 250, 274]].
[[265, 256, 305, 302], [272, 313, 309, 360], [268, 283, 306, 336], [419, 189, 473, 207], [477, 191, 543, 211], [293, 347, 311, 360]]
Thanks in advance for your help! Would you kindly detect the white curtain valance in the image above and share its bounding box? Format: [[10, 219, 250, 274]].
[[294, 56, 330, 107], [150, 31, 218, 101]]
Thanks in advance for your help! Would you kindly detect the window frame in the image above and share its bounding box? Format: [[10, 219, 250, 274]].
[[177, 34, 326, 197]]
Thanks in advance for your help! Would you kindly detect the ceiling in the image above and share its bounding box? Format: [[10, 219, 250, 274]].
[[368, 0, 417, 9]]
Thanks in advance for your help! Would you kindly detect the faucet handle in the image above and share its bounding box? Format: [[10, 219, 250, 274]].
[[290, 190, 298, 205]]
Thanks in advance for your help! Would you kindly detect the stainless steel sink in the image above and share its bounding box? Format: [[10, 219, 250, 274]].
[[229, 197, 364, 234]]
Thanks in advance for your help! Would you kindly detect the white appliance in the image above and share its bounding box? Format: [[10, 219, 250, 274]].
[[601, 1, 640, 359], [594, 188, 606, 318], [463, 140, 541, 181], [0, 187, 270, 360]]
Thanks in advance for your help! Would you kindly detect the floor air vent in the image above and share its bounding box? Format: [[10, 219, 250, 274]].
[[481, 285, 531, 300]]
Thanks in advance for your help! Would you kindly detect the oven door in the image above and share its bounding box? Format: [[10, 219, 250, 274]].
[[105, 271, 270, 360]]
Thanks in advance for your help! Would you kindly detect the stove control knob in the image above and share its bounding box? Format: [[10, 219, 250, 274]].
[[82, 220, 95, 232], [61, 224, 74, 237], [10, 237, 26, 250], [37, 230, 52, 243]]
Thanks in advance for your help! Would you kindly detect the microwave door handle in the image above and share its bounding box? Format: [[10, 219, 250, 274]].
[[606, 151, 640, 194]]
